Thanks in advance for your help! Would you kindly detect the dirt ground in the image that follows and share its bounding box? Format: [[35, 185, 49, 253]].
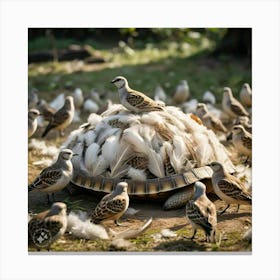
[[28, 126, 252, 253]]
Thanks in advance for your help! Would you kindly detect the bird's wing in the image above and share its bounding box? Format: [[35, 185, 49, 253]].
[[209, 115, 227, 132], [217, 177, 251, 201], [31, 168, 63, 189], [44, 216, 64, 238], [186, 200, 214, 231], [91, 194, 127, 222], [230, 100, 248, 116], [127, 90, 162, 110], [242, 134, 252, 150], [52, 108, 70, 127]]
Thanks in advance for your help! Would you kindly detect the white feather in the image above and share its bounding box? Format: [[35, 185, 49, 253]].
[[67, 211, 109, 240], [101, 103, 127, 117], [85, 143, 108, 176], [123, 128, 165, 177], [105, 140, 132, 178], [85, 143, 99, 172], [87, 113, 102, 127], [127, 167, 147, 181]]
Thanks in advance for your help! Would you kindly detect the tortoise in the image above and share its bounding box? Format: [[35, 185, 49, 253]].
[[64, 103, 235, 210]]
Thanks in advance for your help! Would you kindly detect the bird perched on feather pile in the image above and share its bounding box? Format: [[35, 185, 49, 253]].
[[196, 103, 227, 133], [28, 202, 67, 251], [42, 96, 74, 138], [222, 87, 249, 119], [111, 76, 165, 113], [28, 109, 40, 138], [185, 181, 217, 243], [208, 162, 251, 215], [28, 149, 76, 203], [90, 182, 129, 226]]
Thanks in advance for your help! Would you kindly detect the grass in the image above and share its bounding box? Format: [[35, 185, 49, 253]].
[[28, 39, 251, 104]]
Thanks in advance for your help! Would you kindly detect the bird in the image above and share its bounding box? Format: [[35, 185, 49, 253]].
[[111, 76, 164, 113], [73, 88, 84, 110], [28, 109, 40, 138], [42, 96, 74, 138], [173, 80, 190, 104], [234, 116, 252, 134], [28, 149, 76, 203], [208, 162, 251, 214], [90, 182, 129, 226], [185, 181, 217, 243], [222, 87, 249, 119], [28, 202, 67, 251], [231, 125, 252, 159], [37, 99, 56, 123], [239, 83, 252, 107], [196, 103, 227, 133], [202, 90, 216, 105]]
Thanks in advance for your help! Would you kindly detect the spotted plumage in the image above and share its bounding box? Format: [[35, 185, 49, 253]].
[[111, 76, 164, 113], [28, 149, 76, 201], [42, 96, 75, 138], [232, 125, 252, 157], [185, 181, 217, 242], [196, 103, 227, 133], [209, 162, 251, 214], [28, 202, 67, 250], [222, 87, 249, 118], [90, 182, 129, 225]]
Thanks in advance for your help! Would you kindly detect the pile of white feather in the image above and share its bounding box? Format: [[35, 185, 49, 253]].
[[62, 103, 235, 180]]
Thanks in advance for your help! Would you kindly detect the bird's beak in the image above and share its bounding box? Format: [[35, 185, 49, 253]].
[[111, 80, 115, 84], [73, 153, 79, 156]]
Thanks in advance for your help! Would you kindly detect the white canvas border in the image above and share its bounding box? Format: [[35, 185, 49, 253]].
[[0, 0, 280, 279]]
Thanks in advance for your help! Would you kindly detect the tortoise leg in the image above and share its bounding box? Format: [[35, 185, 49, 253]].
[[218, 204, 230, 215], [163, 188, 193, 210]]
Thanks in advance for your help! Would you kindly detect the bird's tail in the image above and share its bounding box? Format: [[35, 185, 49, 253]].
[[42, 124, 53, 138], [28, 183, 36, 192]]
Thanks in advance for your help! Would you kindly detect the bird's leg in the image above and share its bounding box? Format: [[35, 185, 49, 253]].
[[236, 204, 240, 213], [218, 204, 230, 215], [191, 229, 197, 240]]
